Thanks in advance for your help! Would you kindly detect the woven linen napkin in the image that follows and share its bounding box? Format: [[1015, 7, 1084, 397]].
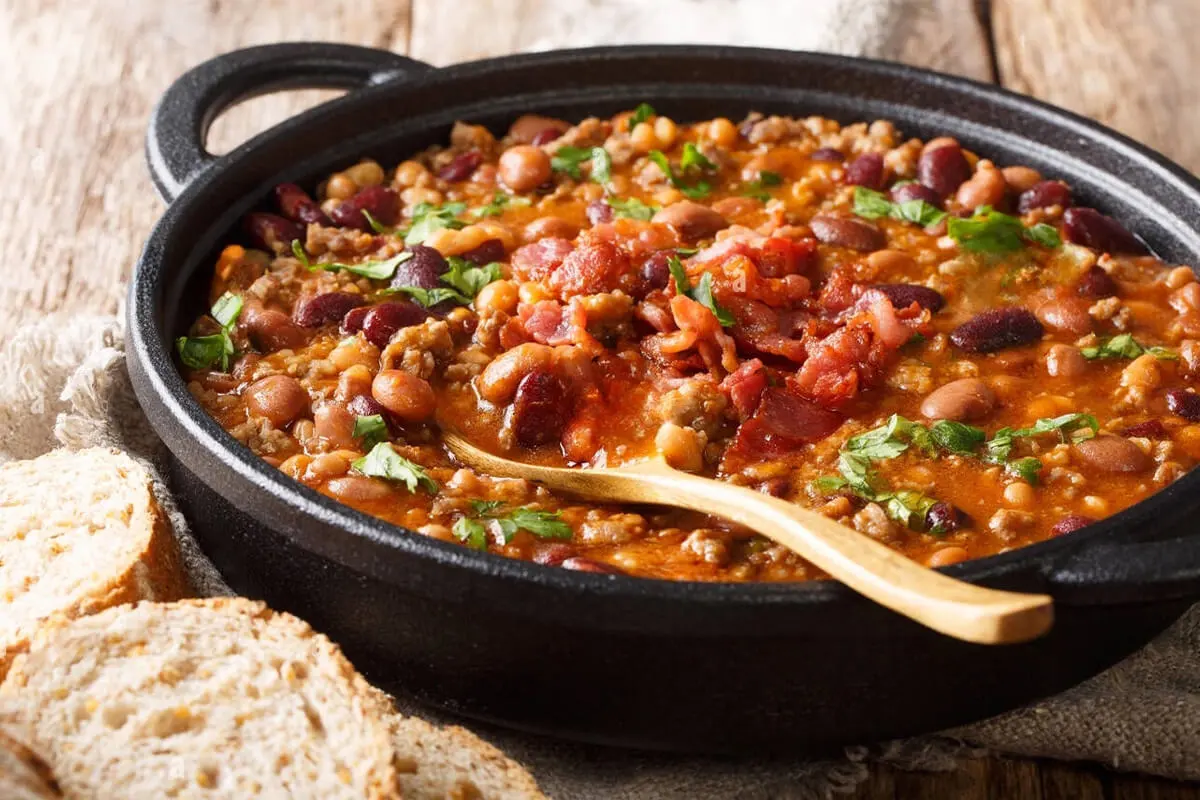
[[2, 0, 1198, 795]]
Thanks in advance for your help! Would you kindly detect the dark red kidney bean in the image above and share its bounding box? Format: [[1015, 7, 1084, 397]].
[[926, 502, 969, 534], [1076, 265, 1118, 299], [950, 307, 1044, 352], [1063, 207, 1147, 255], [1166, 388, 1200, 422], [347, 394, 387, 417], [844, 152, 884, 190], [361, 301, 427, 348], [890, 182, 942, 206], [562, 557, 624, 575], [809, 214, 886, 252], [330, 186, 400, 231], [437, 150, 484, 182], [244, 213, 304, 252], [510, 369, 572, 448], [872, 283, 946, 312], [274, 183, 331, 226], [918, 144, 972, 198], [531, 128, 563, 146], [533, 543, 573, 566], [341, 305, 371, 335], [586, 199, 614, 225], [640, 251, 672, 290], [1121, 419, 1167, 438], [390, 245, 446, 290], [1052, 514, 1095, 536], [293, 292, 365, 328], [1017, 180, 1072, 213], [810, 147, 844, 162], [460, 238, 506, 265]]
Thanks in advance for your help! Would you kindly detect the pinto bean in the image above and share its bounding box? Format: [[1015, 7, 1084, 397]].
[[1001, 166, 1043, 194], [918, 143, 972, 198], [925, 546, 970, 567], [523, 217, 579, 243], [245, 307, 307, 351], [510, 368, 573, 448], [955, 163, 1007, 210], [478, 343, 555, 404], [920, 378, 997, 421], [1074, 435, 1152, 473], [1034, 297, 1093, 335], [371, 370, 437, 422], [313, 402, 358, 449], [562, 557, 624, 575], [586, 200, 614, 225], [809, 214, 885, 252], [327, 475, 393, 502], [509, 114, 569, 144], [499, 146, 553, 192], [950, 308, 1044, 352], [872, 283, 945, 312], [245, 375, 309, 427], [1045, 344, 1087, 377], [652, 200, 729, 241]]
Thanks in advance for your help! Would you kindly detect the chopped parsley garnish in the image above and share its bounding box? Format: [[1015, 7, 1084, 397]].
[[1007, 457, 1045, 485], [402, 201, 467, 246], [648, 148, 714, 199], [679, 142, 716, 172], [742, 170, 783, 201], [551, 146, 612, 188], [291, 239, 414, 280], [452, 503, 572, 549], [629, 102, 656, 127], [1080, 333, 1177, 361], [928, 420, 987, 454], [387, 286, 465, 308], [607, 196, 659, 221], [852, 187, 947, 228], [352, 414, 389, 449], [983, 413, 1099, 464], [362, 209, 391, 234], [812, 452, 940, 532], [386, 257, 503, 308], [947, 206, 1062, 253], [845, 414, 933, 460], [590, 147, 613, 187], [472, 192, 532, 219], [667, 255, 734, 326], [352, 443, 438, 494], [175, 291, 243, 371], [452, 517, 488, 551]]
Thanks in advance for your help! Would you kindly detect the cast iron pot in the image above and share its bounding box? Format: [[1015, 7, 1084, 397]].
[[130, 43, 1200, 755]]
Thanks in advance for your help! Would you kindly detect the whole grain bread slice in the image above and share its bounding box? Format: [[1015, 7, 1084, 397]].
[[0, 727, 61, 800], [0, 598, 401, 799], [0, 447, 189, 679]]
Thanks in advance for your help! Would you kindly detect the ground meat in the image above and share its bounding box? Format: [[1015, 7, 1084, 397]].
[[380, 319, 455, 379], [852, 503, 898, 542], [988, 509, 1035, 541], [680, 529, 732, 565], [657, 376, 729, 436]]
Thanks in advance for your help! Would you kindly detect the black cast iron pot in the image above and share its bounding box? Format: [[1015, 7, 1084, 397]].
[[129, 43, 1200, 755]]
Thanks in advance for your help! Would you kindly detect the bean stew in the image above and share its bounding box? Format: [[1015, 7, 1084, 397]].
[[177, 107, 1200, 581]]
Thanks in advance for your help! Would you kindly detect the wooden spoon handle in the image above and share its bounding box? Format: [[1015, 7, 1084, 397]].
[[610, 462, 1054, 644]]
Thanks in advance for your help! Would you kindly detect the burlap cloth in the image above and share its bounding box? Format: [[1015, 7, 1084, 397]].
[[2, 2, 1198, 795]]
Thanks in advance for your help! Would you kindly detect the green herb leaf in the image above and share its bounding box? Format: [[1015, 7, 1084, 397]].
[[1080, 333, 1178, 361], [351, 443, 438, 494], [666, 256, 733, 327], [680, 142, 717, 173], [210, 292, 243, 328], [892, 199, 949, 227], [296, 240, 416, 281], [629, 102, 656, 127], [470, 499, 505, 515], [362, 209, 391, 234], [985, 413, 1099, 462], [845, 414, 932, 460], [812, 475, 850, 494], [175, 334, 232, 370], [292, 239, 311, 265], [607, 196, 658, 221], [929, 420, 987, 454], [452, 517, 489, 551], [1007, 456, 1044, 485], [352, 414, 389, 449], [472, 192, 532, 219], [590, 147, 613, 187], [851, 187, 947, 228], [947, 206, 1062, 254], [648, 150, 711, 199], [403, 202, 467, 246], [440, 257, 503, 299], [742, 170, 784, 201], [851, 187, 897, 220], [494, 508, 572, 543], [387, 285, 466, 308], [1025, 222, 1062, 248], [880, 490, 939, 530], [550, 146, 593, 179], [836, 451, 877, 496], [667, 254, 691, 295]]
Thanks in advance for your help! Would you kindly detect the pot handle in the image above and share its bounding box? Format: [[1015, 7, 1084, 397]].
[[1048, 529, 1200, 604], [147, 43, 432, 202]]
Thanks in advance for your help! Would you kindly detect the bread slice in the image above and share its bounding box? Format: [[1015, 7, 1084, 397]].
[[0, 598, 400, 799], [387, 713, 547, 800], [0, 447, 189, 679], [0, 728, 61, 799]]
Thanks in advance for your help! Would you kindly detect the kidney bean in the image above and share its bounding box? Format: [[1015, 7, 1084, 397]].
[[1017, 180, 1072, 213], [372, 369, 437, 422], [1121, 419, 1167, 438], [293, 292, 365, 328], [274, 183, 331, 226], [509, 114, 569, 144], [950, 307, 1044, 352], [533, 543, 574, 566], [390, 245, 447, 290], [510, 369, 572, 448], [1051, 514, 1095, 536], [844, 152, 884, 190], [341, 305, 371, 335], [437, 150, 484, 182], [920, 378, 996, 421], [1166, 388, 1200, 421], [926, 503, 970, 534], [244, 212, 304, 252], [809, 214, 885, 252], [460, 238, 506, 265], [890, 182, 941, 206], [361, 301, 426, 348], [562, 557, 624, 575], [1074, 435, 1152, 473], [640, 251, 673, 290], [347, 393, 388, 418], [1076, 265, 1118, 299], [1063, 207, 1147, 255], [652, 201, 729, 242], [586, 200, 614, 225], [872, 283, 945, 312], [809, 147, 845, 162], [532, 128, 564, 146], [330, 185, 400, 231], [1034, 297, 1093, 335], [918, 143, 972, 198], [245, 375, 309, 427]]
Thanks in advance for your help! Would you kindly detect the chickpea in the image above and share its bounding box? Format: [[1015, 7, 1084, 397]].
[[1001, 165, 1042, 193], [1165, 265, 1196, 289], [498, 146, 552, 192], [655, 422, 705, 473], [325, 173, 358, 200], [925, 547, 970, 568], [630, 122, 658, 153], [865, 249, 917, 273], [392, 160, 430, 188], [518, 281, 553, 305], [1003, 482, 1035, 508], [343, 159, 385, 188], [371, 370, 437, 422], [245, 375, 309, 427], [706, 117, 738, 148], [1120, 353, 1161, 391], [475, 280, 520, 315], [1025, 394, 1074, 420], [477, 343, 554, 404], [279, 454, 313, 480], [653, 117, 678, 148], [1173, 281, 1200, 312], [336, 364, 375, 401], [329, 336, 380, 371]]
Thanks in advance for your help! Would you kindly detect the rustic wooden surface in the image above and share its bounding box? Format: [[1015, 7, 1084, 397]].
[[2, 1, 1197, 796]]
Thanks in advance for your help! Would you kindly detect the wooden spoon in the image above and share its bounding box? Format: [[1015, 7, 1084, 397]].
[[443, 433, 1053, 645]]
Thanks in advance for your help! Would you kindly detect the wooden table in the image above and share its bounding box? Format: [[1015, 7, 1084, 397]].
[[4, 1, 1196, 796]]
